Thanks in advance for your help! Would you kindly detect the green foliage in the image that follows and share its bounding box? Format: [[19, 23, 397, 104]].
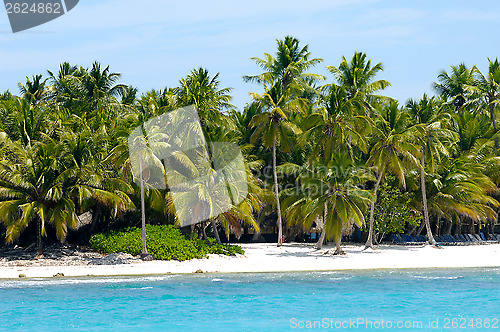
[[90, 224, 244, 261], [1, 47, 500, 253], [364, 177, 422, 242]]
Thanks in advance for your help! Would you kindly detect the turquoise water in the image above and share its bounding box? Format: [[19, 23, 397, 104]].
[[1, 269, 500, 331]]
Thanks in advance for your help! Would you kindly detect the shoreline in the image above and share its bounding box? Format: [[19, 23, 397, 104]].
[[1, 242, 500, 279]]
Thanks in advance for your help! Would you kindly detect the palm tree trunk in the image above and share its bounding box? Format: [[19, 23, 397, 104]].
[[315, 229, 326, 249], [434, 216, 440, 236], [416, 221, 426, 236], [490, 103, 499, 149], [456, 216, 463, 236], [334, 236, 345, 255], [420, 149, 437, 246], [211, 218, 222, 244], [365, 171, 383, 249], [201, 222, 208, 241], [315, 206, 327, 249], [272, 139, 283, 246], [444, 219, 453, 235], [36, 216, 43, 255], [139, 159, 149, 258]]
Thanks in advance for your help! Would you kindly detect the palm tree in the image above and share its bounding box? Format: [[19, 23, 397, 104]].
[[298, 84, 370, 244], [364, 102, 420, 248], [0, 140, 76, 253], [0, 97, 47, 147], [301, 84, 371, 162], [176, 68, 246, 238], [475, 58, 500, 149], [47, 62, 83, 108], [407, 95, 457, 246], [230, 102, 262, 146], [282, 153, 372, 253], [326, 51, 391, 106], [83, 62, 127, 104], [244, 36, 324, 94], [0, 90, 13, 102], [177, 68, 234, 125], [244, 37, 323, 246], [433, 63, 477, 114], [120, 86, 138, 106], [249, 82, 304, 246], [18, 75, 49, 104]]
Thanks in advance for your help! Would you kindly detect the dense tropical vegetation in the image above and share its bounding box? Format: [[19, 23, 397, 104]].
[[1, 36, 499, 258]]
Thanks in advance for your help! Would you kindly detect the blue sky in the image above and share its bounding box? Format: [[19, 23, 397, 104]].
[[1, 0, 500, 110]]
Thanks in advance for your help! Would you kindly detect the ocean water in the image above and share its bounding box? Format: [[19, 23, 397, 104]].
[[1, 269, 499, 331]]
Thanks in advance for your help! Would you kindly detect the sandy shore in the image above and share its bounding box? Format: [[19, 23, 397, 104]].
[[1, 242, 500, 279]]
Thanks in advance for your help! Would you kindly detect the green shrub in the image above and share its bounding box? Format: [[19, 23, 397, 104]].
[[90, 224, 244, 261]]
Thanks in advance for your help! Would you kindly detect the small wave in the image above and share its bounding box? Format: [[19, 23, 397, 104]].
[[211, 278, 223, 282], [411, 275, 464, 280], [328, 276, 353, 281], [318, 271, 341, 275], [0, 275, 173, 288]]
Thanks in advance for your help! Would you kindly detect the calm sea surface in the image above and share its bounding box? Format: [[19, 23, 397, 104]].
[[1, 268, 499, 331]]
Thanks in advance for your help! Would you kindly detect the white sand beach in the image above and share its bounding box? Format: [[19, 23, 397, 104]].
[[1, 242, 500, 279]]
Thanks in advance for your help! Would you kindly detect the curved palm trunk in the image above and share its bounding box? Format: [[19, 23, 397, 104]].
[[139, 160, 149, 258], [211, 218, 222, 244], [315, 229, 326, 249], [315, 204, 327, 249], [334, 236, 345, 255], [420, 149, 437, 246], [201, 222, 209, 241], [365, 171, 383, 249], [272, 139, 283, 246]]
